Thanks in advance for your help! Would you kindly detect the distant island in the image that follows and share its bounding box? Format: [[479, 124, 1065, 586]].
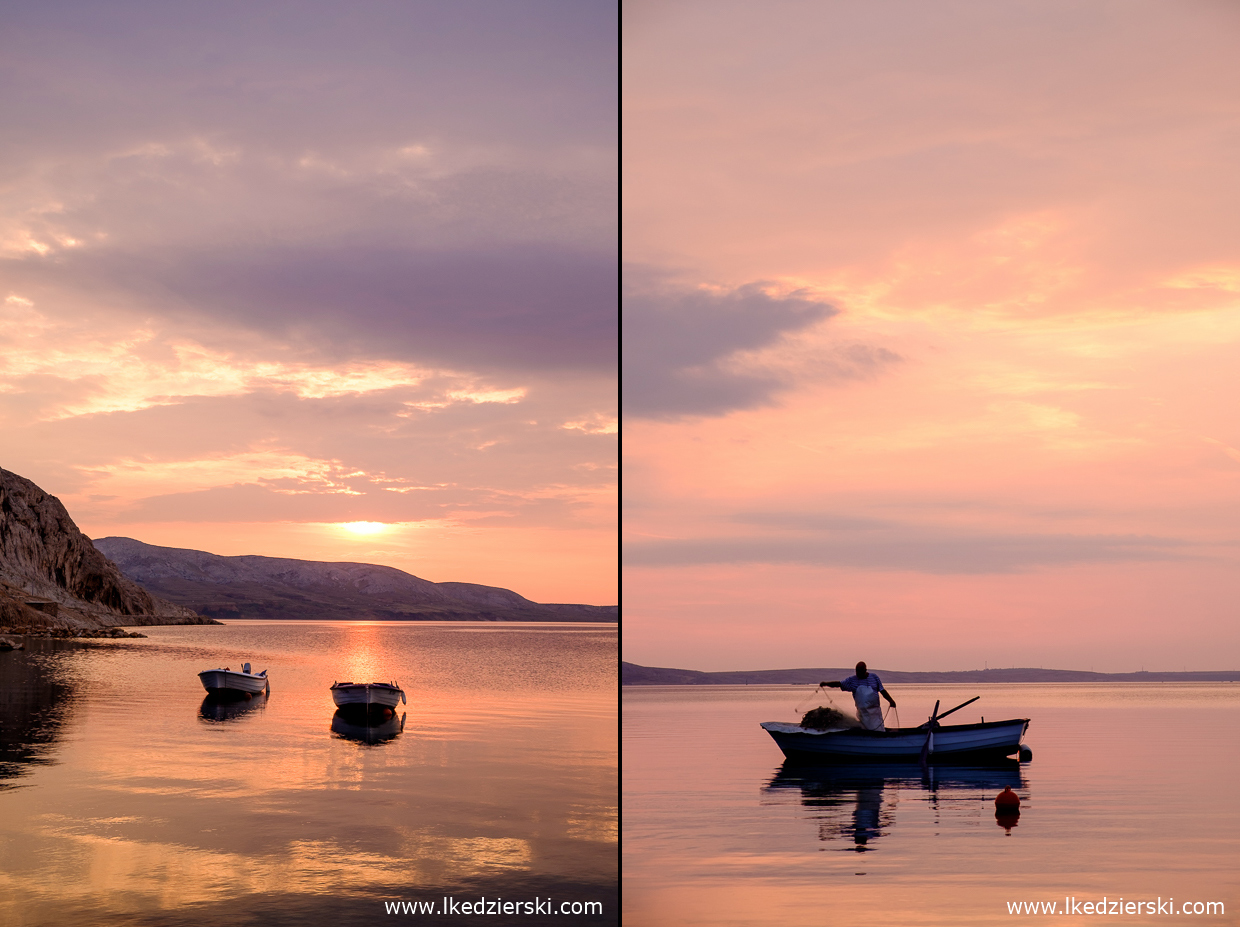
[[622, 661, 1240, 685]]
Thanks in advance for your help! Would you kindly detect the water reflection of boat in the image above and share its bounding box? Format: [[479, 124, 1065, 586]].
[[331, 709, 405, 745], [199, 692, 268, 722], [330, 680, 405, 714], [198, 662, 270, 698], [765, 761, 1026, 850], [769, 760, 1024, 791]]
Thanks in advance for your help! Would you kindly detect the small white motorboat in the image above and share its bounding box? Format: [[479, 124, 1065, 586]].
[[330, 680, 406, 712], [199, 662, 269, 698]]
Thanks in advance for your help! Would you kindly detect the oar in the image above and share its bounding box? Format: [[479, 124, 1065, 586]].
[[934, 695, 980, 723], [919, 700, 940, 766], [919, 695, 982, 765]]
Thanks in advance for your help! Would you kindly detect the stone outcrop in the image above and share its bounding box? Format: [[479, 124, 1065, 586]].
[[95, 536, 619, 622], [0, 468, 213, 631]]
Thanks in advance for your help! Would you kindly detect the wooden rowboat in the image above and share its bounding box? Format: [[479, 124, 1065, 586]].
[[330, 681, 406, 712], [761, 717, 1030, 762]]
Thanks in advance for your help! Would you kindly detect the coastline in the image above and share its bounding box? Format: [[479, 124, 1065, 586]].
[[622, 660, 1240, 685], [0, 614, 223, 641], [0, 587, 223, 637]]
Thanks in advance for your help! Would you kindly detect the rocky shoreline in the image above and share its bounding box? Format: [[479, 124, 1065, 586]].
[[0, 587, 223, 635], [0, 467, 223, 635], [1, 626, 148, 640]]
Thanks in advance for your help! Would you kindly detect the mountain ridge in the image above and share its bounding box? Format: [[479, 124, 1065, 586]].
[[95, 536, 618, 622]]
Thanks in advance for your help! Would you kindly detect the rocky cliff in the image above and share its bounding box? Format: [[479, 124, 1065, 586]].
[[94, 536, 619, 622], [0, 468, 209, 631]]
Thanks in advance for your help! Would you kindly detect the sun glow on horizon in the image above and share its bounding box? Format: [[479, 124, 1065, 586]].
[[339, 521, 389, 535]]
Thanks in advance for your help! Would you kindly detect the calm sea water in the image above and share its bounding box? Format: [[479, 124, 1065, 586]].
[[0, 621, 617, 926], [624, 684, 1240, 926]]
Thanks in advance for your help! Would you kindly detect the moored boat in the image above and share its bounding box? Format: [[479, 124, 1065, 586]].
[[761, 717, 1030, 762], [199, 662, 269, 698], [330, 681, 406, 713]]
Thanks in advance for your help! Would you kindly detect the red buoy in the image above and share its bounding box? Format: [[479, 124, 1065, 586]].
[[994, 786, 1020, 809]]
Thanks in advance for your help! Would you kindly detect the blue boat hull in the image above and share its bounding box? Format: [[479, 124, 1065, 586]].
[[761, 718, 1029, 762]]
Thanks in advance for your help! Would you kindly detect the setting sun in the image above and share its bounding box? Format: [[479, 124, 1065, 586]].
[[339, 521, 388, 535]]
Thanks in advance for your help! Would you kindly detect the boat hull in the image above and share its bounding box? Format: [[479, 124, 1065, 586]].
[[199, 669, 269, 697], [331, 682, 405, 711], [761, 718, 1029, 762]]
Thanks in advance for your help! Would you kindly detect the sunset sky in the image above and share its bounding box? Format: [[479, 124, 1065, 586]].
[[0, 1, 616, 605], [624, 0, 1240, 672]]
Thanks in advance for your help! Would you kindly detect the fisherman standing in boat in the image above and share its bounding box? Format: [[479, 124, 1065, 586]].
[[821, 662, 896, 731]]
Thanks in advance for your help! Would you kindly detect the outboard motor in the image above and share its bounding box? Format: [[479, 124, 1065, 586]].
[[243, 662, 251, 674]]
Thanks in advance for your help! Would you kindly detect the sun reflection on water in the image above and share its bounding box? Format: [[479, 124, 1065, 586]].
[[0, 622, 616, 924]]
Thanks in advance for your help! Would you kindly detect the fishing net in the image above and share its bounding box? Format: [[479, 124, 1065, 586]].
[[799, 691, 861, 730], [800, 706, 855, 730]]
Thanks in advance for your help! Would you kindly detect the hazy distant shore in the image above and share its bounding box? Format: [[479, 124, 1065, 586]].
[[622, 661, 1240, 685]]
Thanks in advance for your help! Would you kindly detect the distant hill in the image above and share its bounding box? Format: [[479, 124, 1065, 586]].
[[622, 661, 1240, 685], [95, 537, 618, 623], [0, 468, 209, 631]]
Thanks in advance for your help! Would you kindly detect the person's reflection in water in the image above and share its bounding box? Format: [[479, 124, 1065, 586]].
[[849, 784, 885, 849], [802, 780, 896, 850]]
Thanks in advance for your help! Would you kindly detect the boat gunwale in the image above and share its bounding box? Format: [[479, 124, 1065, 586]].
[[199, 668, 268, 680], [761, 717, 1030, 737], [330, 681, 402, 690]]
